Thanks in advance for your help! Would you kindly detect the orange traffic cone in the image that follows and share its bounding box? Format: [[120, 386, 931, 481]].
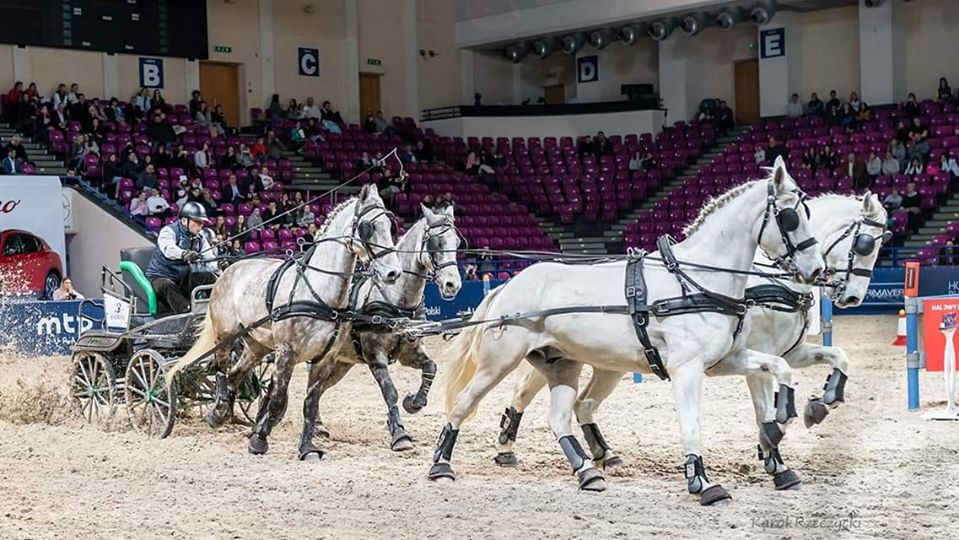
[[892, 309, 908, 346]]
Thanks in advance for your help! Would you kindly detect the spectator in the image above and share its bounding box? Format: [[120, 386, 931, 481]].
[[863, 152, 881, 191], [902, 93, 920, 117], [414, 140, 433, 163], [477, 248, 495, 275], [219, 146, 238, 170], [906, 116, 930, 161], [320, 100, 344, 126], [52, 278, 84, 301], [801, 147, 819, 173], [463, 264, 478, 281], [24, 82, 39, 103], [377, 168, 407, 206], [465, 149, 481, 175], [716, 100, 734, 135], [2, 147, 21, 174], [301, 97, 321, 120], [237, 144, 255, 168], [766, 137, 788, 163], [5, 81, 23, 120], [257, 166, 275, 191], [826, 90, 841, 111], [4, 134, 29, 163], [120, 152, 141, 179], [940, 151, 959, 179], [229, 239, 245, 257], [221, 174, 245, 204], [268, 94, 283, 121], [904, 157, 925, 176], [838, 102, 856, 130], [194, 142, 212, 171], [147, 111, 176, 148], [848, 92, 862, 113], [102, 153, 122, 187], [153, 145, 172, 168], [363, 114, 378, 134], [855, 101, 872, 124], [890, 139, 907, 167], [131, 87, 150, 114], [229, 214, 249, 243], [592, 132, 610, 156], [883, 186, 903, 211], [146, 188, 171, 217], [302, 223, 319, 246], [286, 98, 302, 120], [356, 151, 374, 171], [938, 77, 954, 104], [266, 131, 285, 160], [754, 146, 767, 165], [194, 101, 212, 127], [901, 181, 921, 232], [825, 103, 841, 127], [577, 135, 595, 157], [210, 104, 228, 136], [882, 151, 901, 176], [373, 111, 392, 135], [786, 94, 803, 118], [640, 152, 657, 172], [289, 121, 306, 152], [66, 83, 81, 106], [843, 152, 868, 191], [250, 137, 267, 162], [189, 90, 203, 117], [628, 150, 643, 172], [298, 205, 316, 227], [806, 92, 824, 116], [150, 89, 166, 112], [172, 145, 191, 170], [137, 163, 158, 191], [129, 191, 149, 217], [818, 145, 838, 170]]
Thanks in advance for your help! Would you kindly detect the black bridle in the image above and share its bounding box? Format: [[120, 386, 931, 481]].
[[820, 216, 892, 299], [756, 182, 818, 275], [352, 203, 398, 262]]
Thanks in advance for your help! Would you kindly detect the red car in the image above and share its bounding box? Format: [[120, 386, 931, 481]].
[[0, 229, 64, 299]]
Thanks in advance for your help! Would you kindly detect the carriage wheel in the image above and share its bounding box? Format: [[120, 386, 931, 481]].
[[72, 352, 116, 426], [124, 349, 177, 438], [237, 360, 274, 424]]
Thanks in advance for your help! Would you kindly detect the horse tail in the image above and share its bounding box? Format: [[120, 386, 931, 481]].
[[444, 285, 504, 420], [165, 309, 218, 390]]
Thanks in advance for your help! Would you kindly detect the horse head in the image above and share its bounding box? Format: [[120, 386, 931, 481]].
[[352, 184, 402, 284], [421, 203, 463, 300], [821, 192, 890, 308]]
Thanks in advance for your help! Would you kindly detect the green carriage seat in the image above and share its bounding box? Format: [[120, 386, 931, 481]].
[[120, 247, 158, 316]]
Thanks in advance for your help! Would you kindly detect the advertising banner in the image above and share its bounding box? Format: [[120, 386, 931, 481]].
[[0, 176, 67, 266], [922, 299, 959, 372], [0, 300, 104, 356]]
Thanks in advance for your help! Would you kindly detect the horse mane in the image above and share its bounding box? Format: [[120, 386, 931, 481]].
[[811, 192, 886, 223], [683, 179, 761, 237], [317, 196, 358, 238]]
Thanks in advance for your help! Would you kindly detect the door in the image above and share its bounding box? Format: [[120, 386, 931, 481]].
[[734, 59, 760, 125], [359, 73, 382, 119], [544, 84, 565, 105], [199, 62, 240, 127]]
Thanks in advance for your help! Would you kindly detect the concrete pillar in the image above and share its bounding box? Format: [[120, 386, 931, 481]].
[[12, 46, 30, 83], [343, 0, 361, 124], [403, 0, 420, 119], [102, 53, 119, 99], [460, 50, 475, 105], [758, 12, 803, 118], [184, 60, 200, 101], [859, 0, 906, 104], [258, 0, 275, 109], [658, 35, 703, 123]]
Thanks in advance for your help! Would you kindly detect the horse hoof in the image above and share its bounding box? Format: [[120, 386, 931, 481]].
[[774, 469, 802, 491], [577, 468, 607, 492], [494, 452, 518, 467], [600, 455, 627, 472], [700, 485, 732, 506], [316, 426, 332, 440], [428, 462, 456, 481], [402, 394, 424, 415], [248, 434, 269, 455], [298, 443, 325, 461], [803, 398, 830, 428], [391, 431, 414, 452], [205, 408, 227, 429]]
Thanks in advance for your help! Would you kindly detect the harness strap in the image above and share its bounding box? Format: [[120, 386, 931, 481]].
[[626, 256, 670, 381]]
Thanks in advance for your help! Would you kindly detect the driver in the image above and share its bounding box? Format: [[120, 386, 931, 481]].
[[145, 201, 218, 314]]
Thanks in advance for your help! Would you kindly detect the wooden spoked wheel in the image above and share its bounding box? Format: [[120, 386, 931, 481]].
[[72, 352, 117, 426], [124, 349, 177, 438]]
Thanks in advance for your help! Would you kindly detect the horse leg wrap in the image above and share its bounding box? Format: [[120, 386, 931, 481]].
[[580, 423, 611, 461], [684, 454, 710, 494], [822, 368, 847, 406], [558, 435, 590, 472], [404, 363, 436, 414], [432, 423, 458, 464], [775, 384, 798, 424], [758, 446, 802, 489], [760, 421, 784, 450], [497, 406, 524, 446]]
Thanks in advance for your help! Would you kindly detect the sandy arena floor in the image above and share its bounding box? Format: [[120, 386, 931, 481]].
[[0, 314, 957, 539]]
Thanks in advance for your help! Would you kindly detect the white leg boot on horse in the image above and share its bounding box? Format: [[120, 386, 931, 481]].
[[530, 358, 607, 492], [709, 348, 801, 491], [575, 369, 629, 472], [784, 343, 850, 428], [494, 362, 547, 467]]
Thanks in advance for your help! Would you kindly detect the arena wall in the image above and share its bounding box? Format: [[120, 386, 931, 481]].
[[422, 109, 667, 139]]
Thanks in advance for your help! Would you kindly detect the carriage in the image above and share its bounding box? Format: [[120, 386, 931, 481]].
[[70, 249, 272, 438]]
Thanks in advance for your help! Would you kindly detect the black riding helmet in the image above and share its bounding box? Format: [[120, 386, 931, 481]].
[[179, 201, 209, 223]]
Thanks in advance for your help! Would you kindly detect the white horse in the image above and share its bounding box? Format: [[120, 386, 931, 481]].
[[167, 185, 402, 456], [432, 159, 824, 505], [295, 204, 464, 457], [493, 192, 890, 491]]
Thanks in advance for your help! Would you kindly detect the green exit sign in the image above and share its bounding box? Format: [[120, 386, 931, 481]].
[[366, 58, 381, 66], [213, 45, 232, 53]]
